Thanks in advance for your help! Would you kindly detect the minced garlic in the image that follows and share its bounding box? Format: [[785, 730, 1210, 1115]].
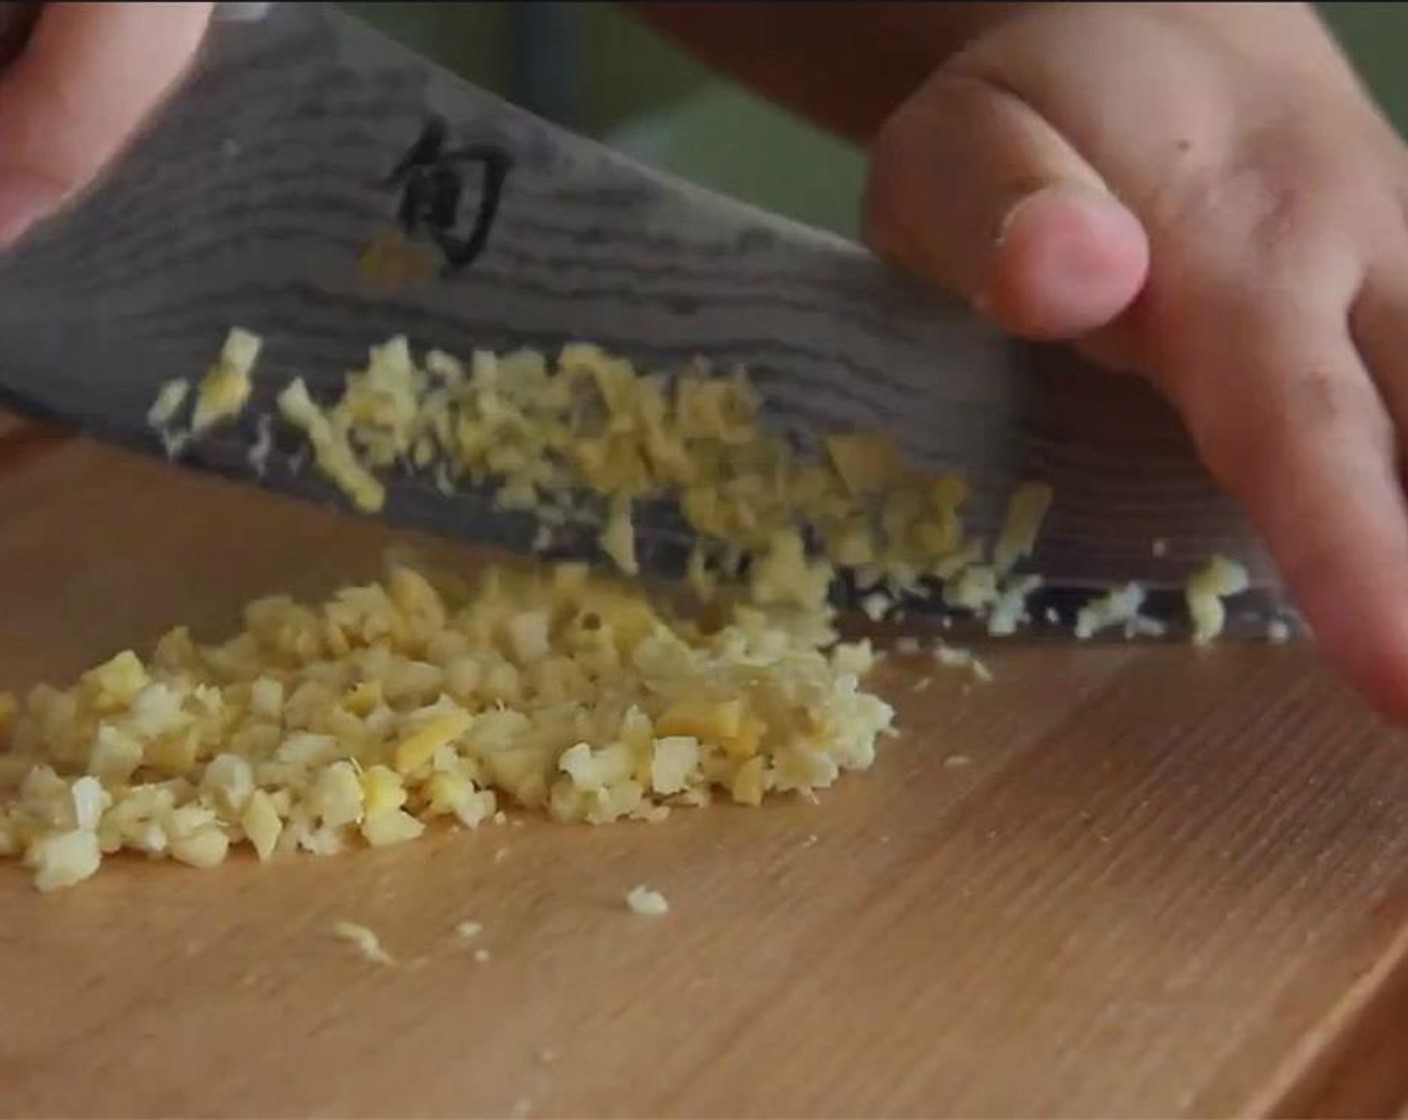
[[626, 885, 669, 916], [860, 592, 892, 622], [1074, 583, 1148, 641], [277, 379, 386, 512], [933, 643, 992, 684], [147, 379, 190, 430], [1186, 555, 1250, 645], [0, 560, 894, 891], [987, 574, 1042, 637], [248, 415, 275, 478], [191, 327, 261, 434], [27, 829, 101, 893], [333, 920, 396, 966]]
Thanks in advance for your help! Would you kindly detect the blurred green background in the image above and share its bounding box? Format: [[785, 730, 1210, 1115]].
[[350, 2, 1408, 241]]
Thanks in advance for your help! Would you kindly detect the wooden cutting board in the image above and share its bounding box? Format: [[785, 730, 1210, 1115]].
[[2, 417, 1408, 1119]]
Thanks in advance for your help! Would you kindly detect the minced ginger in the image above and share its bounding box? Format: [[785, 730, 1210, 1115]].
[[0, 560, 893, 891]]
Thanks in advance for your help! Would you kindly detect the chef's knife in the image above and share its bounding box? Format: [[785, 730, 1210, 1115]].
[[0, 2, 1292, 635]]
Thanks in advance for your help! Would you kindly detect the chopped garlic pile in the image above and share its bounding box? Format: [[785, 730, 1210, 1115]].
[[0, 561, 894, 891]]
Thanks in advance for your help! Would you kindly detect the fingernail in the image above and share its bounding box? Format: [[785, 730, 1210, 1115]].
[[995, 190, 1043, 249], [995, 181, 1113, 249], [0, 169, 67, 249], [988, 181, 1148, 340]]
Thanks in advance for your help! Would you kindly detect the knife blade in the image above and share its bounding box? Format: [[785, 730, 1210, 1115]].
[[0, 3, 1293, 638]]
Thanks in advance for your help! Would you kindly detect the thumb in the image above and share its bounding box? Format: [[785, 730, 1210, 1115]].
[[0, 2, 214, 248], [862, 67, 1150, 341]]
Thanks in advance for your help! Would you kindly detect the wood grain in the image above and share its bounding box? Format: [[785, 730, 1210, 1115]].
[[0, 3, 1279, 596], [1, 420, 1406, 1118], [1258, 916, 1408, 1119]]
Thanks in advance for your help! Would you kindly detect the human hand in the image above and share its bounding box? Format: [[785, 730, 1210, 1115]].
[[863, 2, 1408, 720], [0, 2, 214, 247]]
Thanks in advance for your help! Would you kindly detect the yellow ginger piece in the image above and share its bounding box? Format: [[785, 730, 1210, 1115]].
[[731, 756, 766, 806], [824, 432, 905, 496], [993, 482, 1053, 573], [278, 379, 386, 512], [393, 711, 473, 775], [656, 698, 742, 743], [360, 764, 405, 817], [242, 790, 283, 861], [192, 327, 261, 433]]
